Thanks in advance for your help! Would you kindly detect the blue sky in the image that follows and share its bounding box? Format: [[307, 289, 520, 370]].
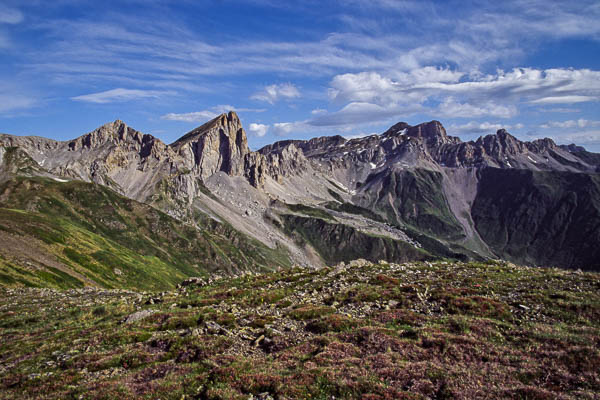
[[1, 0, 599, 151]]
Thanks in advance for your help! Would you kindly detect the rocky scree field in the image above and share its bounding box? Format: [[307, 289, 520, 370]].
[[0, 259, 599, 399]]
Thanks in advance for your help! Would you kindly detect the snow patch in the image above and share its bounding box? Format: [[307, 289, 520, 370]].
[[53, 178, 69, 183], [369, 162, 376, 169], [527, 155, 537, 163]]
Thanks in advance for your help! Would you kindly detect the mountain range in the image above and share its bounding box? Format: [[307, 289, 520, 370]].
[[1, 111, 599, 288]]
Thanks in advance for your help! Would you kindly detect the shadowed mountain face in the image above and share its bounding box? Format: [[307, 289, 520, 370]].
[[472, 168, 600, 269], [0, 112, 599, 287]]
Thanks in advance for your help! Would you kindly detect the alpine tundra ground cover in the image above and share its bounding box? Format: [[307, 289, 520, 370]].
[[1, 259, 599, 399]]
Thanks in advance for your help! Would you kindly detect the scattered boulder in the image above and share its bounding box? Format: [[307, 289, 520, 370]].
[[123, 309, 157, 324]]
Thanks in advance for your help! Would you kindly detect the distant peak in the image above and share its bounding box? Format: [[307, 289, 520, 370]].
[[170, 110, 246, 147], [383, 122, 411, 137], [406, 120, 447, 141], [560, 143, 586, 153], [494, 129, 519, 143]]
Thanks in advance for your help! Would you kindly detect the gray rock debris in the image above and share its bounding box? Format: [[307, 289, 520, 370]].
[[123, 309, 157, 324]]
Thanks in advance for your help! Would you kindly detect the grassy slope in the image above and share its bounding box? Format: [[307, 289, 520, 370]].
[[0, 260, 598, 399], [0, 177, 290, 290]]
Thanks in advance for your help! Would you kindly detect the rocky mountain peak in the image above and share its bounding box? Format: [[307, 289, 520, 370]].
[[407, 120, 446, 138], [171, 111, 245, 148], [405, 120, 452, 149], [67, 119, 146, 151], [166, 111, 268, 187], [382, 122, 411, 137], [473, 128, 525, 157]]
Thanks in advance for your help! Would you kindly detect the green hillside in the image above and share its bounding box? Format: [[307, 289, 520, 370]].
[[0, 177, 291, 291]]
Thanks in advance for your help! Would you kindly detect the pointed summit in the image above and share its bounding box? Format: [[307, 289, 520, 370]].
[[168, 110, 265, 185], [171, 111, 245, 147]]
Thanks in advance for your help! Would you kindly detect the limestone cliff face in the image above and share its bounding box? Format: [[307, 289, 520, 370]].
[[169, 111, 268, 188], [259, 143, 308, 183], [172, 112, 249, 178], [0, 112, 269, 209]]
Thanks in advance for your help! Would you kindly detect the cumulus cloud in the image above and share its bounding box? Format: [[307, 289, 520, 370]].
[[328, 67, 462, 105], [251, 83, 300, 104], [248, 123, 269, 137], [71, 88, 166, 103], [272, 121, 303, 136], [324, 67, 600, 123]]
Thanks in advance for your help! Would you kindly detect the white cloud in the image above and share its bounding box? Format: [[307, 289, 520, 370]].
[[328, 72, 401, 105], [0, 5, 23, 24], [71, 88, 166, 103], [248, 123, 269, 137], [161, 110, 218, 122], [0, 93, 36, 114], [309, 101, 423, 127], [211, 105, 266, 114], [272, 121, 303, 136], [327, 67, 461, 105], [251, 83, 300, 104], [540, 119, 600, 129], [161, 105, 266, 123], [530, 95, 596, 104], [439, 97, 517, 118], [325, 67, 600, 123], [448, 121, 523, 135]]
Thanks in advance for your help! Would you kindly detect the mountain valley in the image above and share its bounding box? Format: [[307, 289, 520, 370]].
[[1, 111, 598, 290]]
